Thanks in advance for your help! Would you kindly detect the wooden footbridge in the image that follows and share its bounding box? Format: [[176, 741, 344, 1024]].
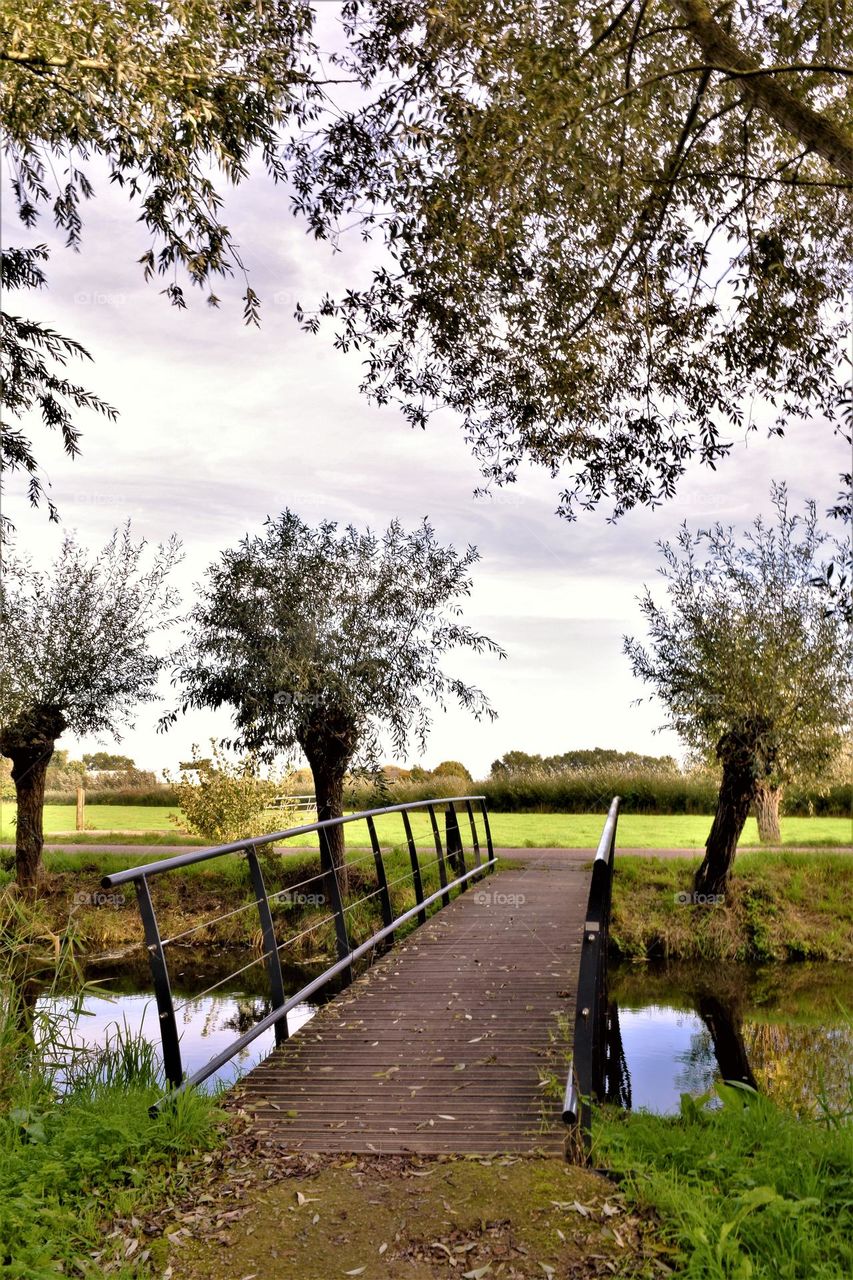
[[103, 798, 620, 1159]]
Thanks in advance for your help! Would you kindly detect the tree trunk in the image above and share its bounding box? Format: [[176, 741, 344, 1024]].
[[311, 759, 347, 874], [697, 994, 758, 1091], [753, 784, 782, 845], [693, 717, 776, 899], [0, 705, 67, 892], [299, 712, 358, 882]]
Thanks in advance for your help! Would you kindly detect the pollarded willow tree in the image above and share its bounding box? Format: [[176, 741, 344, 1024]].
[[3, 3, 852, 542], [167, 511, 505, 870], [0, 526, 181, 888], [624, 484, 853, 897]]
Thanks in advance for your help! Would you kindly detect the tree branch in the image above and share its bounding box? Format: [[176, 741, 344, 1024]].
[[673, 0, 853, 181]]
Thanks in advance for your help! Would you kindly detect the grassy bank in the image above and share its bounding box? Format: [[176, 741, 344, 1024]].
[[8, 846, 853, 962], [1, 1068, 221, 1279], [2, 805, 851, 848], [8, 845, 461, 959], [596, 1082, 853, 1279], [0, 895, 224, 1279], [611, 851, 853, 962]]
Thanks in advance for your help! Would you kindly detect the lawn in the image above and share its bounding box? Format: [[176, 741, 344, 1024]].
[[1, 804, 849, 848]]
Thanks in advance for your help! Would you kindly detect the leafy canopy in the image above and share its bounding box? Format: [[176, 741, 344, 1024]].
[[490, 747, 680, 776], [168, 510, 506, 768], [3, 2, 851, 526], [623, 483, 853, 788], [0, 0, 320, 527], [292, 0, 853, 517], [0, 524, 182, 735]]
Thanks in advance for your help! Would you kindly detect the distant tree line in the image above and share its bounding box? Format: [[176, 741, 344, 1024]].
[[43, 750, 158, 793], [490, 749, 680, 777]]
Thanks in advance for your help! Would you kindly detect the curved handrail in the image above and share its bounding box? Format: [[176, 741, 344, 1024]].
[[100, 796, 496, 1101], [562, 796, 621, 1159]]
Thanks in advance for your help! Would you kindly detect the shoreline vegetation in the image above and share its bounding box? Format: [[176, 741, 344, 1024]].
[[595, 1080, 853, 1280], [610, 852, 853, 963], [4, 846, 851, 965]]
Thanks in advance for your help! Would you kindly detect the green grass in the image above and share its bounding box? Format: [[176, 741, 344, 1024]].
[[611, 851, 853, 962], [2, 804, 850, 848], [1, 1075, 221, 1279], [0, 891, 224, 1279], [595, 1081, 853, 1279]]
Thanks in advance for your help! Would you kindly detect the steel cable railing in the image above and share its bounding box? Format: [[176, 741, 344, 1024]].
[[101, 796, 496, 1103]]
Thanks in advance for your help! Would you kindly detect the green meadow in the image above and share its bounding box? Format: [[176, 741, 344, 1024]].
[[1, 803, 848, 849]]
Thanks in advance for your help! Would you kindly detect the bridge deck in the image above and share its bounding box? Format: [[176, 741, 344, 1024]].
[[233, 854, 590, 1154]]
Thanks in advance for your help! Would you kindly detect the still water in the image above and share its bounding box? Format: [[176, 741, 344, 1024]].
[[607, 960, 853, 1116], [39, 956, 853, 1111]]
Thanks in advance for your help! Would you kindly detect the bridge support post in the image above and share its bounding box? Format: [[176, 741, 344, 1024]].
[[427, 804, 451, 907], [445, 804, 467, 887], [464, 799, 483, 866], [366, 815, 395, 945], [402, 811, 427, 925]]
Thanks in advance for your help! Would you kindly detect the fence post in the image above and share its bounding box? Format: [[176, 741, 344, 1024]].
[[76, 786, 85, 831], [245, 844, 288, 1045]]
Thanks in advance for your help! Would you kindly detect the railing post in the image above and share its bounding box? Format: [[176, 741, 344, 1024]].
[[245, 844, 288, 1044], [427, 804, 450, 907], [366, 815, 395, 942], [318, 826, 353, 986], [564, 796, 621, 1163], [135, 876, 183, 1088], [445, 803, 467, 887], [464, 799, 482, 867], [480, 800, 496, 874], [401, 811, 426, 925]]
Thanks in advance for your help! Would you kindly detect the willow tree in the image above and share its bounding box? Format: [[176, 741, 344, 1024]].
[[0, 527, 181, 888], [624, 484, 852, 896], [169, 509, 502, 870], [168, 511, 505, 870], [294, 1, 853, 522], [0, 0, 320, 530]]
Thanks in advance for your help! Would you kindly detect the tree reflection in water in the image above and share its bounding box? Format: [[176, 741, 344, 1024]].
[[603, 963, 852, 1117]]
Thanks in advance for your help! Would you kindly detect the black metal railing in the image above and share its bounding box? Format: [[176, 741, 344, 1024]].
[[562, 795, 620, 1161], [101, 796, 495, 1105]]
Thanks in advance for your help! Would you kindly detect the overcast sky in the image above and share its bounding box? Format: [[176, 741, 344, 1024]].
[[2, 152, 848, 781]]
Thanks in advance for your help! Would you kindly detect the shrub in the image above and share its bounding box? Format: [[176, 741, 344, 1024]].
[[166, 742, 294, 843], [43, 785, 180, 806]]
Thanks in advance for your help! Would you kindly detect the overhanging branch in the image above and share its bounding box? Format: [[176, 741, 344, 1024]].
[[674, 0, 853, 180]]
